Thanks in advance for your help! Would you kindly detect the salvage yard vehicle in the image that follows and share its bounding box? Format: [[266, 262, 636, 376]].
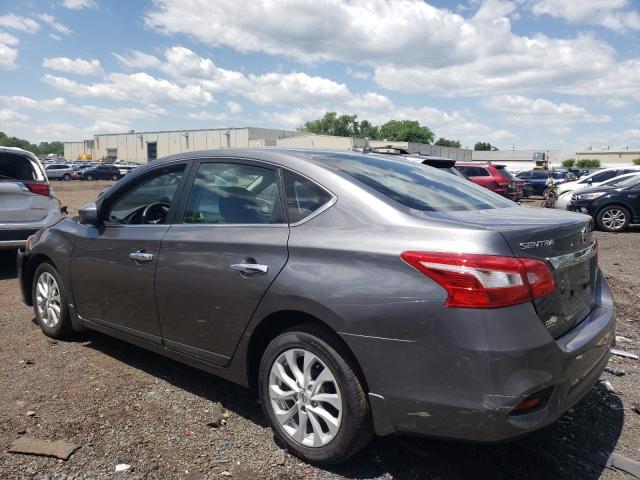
[[515, 169, 575, 196], [44, 163, 76, 181], [568, 174, 640, 232], [17, 149, 615, 464], [554, 166, 640, 210], [80, 164, 122, 181], [0, 147, 63, 250], [456, 163, 523, 201]]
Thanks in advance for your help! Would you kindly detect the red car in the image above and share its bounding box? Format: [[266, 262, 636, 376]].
[[456, 163, 523, 201]]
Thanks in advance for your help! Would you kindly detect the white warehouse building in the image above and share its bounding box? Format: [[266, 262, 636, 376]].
[[64, 127, 299, 163]]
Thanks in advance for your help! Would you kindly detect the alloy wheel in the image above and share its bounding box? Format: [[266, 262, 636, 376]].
[[35, 272, 61, 328], [602, 208, 626, 230], [269, 348, 342, 448]]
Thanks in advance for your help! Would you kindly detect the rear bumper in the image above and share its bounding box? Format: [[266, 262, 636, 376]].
[[0, 228, 38, 249], [342, 273, 615, 441]]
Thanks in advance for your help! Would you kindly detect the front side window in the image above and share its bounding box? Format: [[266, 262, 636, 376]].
[[183, 162, 282, 224], [587, 170, 617, 183], [106, 165, 185, 224], [283, 170, 333, 223]]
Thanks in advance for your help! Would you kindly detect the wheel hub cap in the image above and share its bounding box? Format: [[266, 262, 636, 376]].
[[35, 272, 61, 328], [269, 348, 342, 448]]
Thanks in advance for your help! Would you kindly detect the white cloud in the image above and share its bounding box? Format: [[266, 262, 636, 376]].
[[113, 49, 161, 69], [187, 111, 229, 121], [0, 109, 28, 124], [347, 68, 370, 81], [226, 101, 242, 114], [37, 14, 72, 35], [482, 94, 612, 125], [0, 95, 67, 111], [61, 0, 97, 10], [0, 32, 19, 70], [43, 57, 102, 75], [0, 14, 39, 34], [145, 0, 640, 103], [345, 92, 393, 110], [43, 72, 214, 106], [49, 33, 63, 41], [531, 0, 640, 32]]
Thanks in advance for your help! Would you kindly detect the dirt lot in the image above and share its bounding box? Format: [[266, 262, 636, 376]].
[[0, 182, 638, 479]]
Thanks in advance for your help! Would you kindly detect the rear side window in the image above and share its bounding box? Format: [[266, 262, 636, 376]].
[[589, 170, 617, 183], [320, 154, 514, 212], [183, 162, 282, 224], [0, 153, 44, 181], [460, 166, 490, 177], [496, 167, 514, 179], [282, 170, 333, 223]]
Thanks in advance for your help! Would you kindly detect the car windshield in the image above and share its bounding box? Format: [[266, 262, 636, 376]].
[[318, 154, 515, 212]]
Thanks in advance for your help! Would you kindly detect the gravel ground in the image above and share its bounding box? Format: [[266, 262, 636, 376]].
[[0, 184, 638, 479]]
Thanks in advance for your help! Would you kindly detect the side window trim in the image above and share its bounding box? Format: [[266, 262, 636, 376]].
[[101, 162, 191, 226], [173, 157, 288, 227], [281, 167, 337, 226]]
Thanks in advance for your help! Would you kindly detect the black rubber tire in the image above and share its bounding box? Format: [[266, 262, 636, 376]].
[[596, 205, 630, 232], [31, 263, 74, 339], [111, 174, 118, 181], [86, 174, 93, 181], [63, 173, 71, 181], [258, 324, 373, 465]]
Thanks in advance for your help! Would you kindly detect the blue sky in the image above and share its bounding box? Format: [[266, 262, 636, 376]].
[[0, 0, 639, 150]]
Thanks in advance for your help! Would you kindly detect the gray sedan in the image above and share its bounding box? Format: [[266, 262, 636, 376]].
[[17, 148, 615, 464]]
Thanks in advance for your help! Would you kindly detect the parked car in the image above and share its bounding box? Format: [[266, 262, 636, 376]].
[[44, 163, 76, 181], [401, 155, 470, 180], [80, 164, 122, 181], [117, 165, 139, 176], [0, 147, 63, 249], [515, 170, 575, 196], [554, 166, 640, 209], [17, 149, 613, 464], [568, 174, 640, 232], [456, 163, 523, 201]]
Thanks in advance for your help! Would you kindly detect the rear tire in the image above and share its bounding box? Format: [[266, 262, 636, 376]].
[[597, 205, 630, 232], [111, 174, 119, 181], [31, 263, 73, 339], [258, 325, 373, 465]]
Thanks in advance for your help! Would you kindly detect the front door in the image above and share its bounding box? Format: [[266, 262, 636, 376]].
[[155, 160, 289, 365], [70, 164, 187, 341]]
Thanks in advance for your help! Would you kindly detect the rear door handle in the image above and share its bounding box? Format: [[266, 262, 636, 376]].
[[129, 250, 154, 263], [230, 263, 269, 274]]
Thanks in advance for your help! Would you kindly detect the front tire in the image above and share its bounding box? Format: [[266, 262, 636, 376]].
[[32, 263, 73, 339], [258, 325, 372, 465], [86, 174, 93, 181], [111, 174, 119, 181], [597, 205, 630, 232]]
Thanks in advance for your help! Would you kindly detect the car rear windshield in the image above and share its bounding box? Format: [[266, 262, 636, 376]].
[[0, 152, 44, 181], [318, 154, 515, 212], [495, 166, 515, 180]]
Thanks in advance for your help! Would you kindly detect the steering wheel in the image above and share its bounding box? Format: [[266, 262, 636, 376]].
[[141, 202, 170, 224]]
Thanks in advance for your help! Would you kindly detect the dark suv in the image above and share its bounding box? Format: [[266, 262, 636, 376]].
[[515, 170, 575, 196], [80, 165, 122, 181]]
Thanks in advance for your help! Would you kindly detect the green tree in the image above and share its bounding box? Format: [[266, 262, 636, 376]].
[[474, 142, 493, 151], [358, 119, 379, 140], [0, 131, 65, 157], [576, 158, 601, 168], [434, 137, 461, 148], [633, 158, 640, 165], [303, 112, 359, 137], [378, 120, 434, 143], [562, 158, 576, 168]]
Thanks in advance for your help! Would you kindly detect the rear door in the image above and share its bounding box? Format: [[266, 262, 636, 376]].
[[0, 152, 50, 223], [156, 159, 289, 365]]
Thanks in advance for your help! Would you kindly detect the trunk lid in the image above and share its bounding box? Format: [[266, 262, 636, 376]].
[[0, 182, 51, 222], [433, 207, 597, 338]]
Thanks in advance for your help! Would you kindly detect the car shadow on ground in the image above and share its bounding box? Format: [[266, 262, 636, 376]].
[[68, 330, 624, 480], [0, 250, 18, 280]]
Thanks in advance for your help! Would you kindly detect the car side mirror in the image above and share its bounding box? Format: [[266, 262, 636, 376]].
[[78, 202, 100, 225]]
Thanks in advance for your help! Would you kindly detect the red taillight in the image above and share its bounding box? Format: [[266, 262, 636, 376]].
[[400, 251, 556, 308], [24, 182, 50, 196]]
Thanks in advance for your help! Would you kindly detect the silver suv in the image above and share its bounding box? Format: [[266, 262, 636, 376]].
[[0, 147, 63, 249], [44, 163, 75, 181]]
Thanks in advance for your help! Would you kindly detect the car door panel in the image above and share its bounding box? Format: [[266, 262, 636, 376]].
[[70, 225, 168, 341], [156, 225, 289, 364], [155, 160, 289, 364]]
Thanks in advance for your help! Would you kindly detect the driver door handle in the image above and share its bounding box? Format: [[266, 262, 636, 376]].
[[230, 263, 269, 274], [129, 250, 154, 263]]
